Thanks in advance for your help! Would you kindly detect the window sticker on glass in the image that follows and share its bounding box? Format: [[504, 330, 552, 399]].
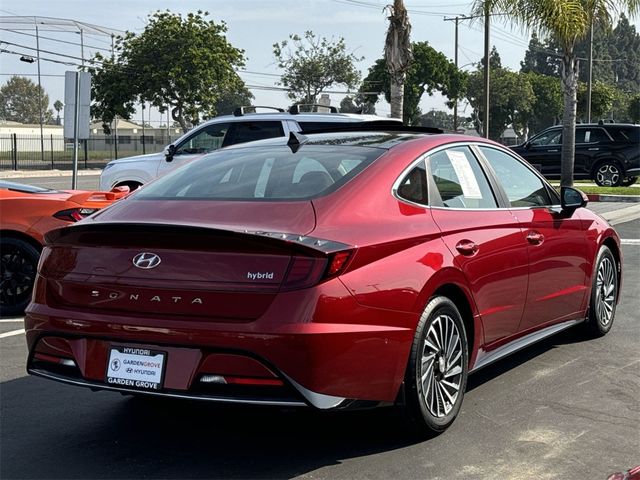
[[445, 150, 482, 199]]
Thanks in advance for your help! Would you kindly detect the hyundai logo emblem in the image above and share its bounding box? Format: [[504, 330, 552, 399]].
[[132, 252, 162, 269]]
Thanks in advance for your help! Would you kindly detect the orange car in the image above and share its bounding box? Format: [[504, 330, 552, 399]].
[[0, 181, 128, 316]]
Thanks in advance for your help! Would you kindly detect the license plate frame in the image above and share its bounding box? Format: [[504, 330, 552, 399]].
[[106, 346, 167, 391]]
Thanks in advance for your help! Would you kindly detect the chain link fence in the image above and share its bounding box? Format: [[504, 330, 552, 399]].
[[0, 134, 181, 170]]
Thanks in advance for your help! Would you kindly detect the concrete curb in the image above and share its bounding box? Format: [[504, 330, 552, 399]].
[[586, 194, 640, 203], [0, 169, 102, 179]]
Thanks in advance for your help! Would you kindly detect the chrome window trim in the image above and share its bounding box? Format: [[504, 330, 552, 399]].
[[391, 140, 562, 211]]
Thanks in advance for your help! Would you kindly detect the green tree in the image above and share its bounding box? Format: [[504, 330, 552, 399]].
[[524, 72, 563, 135], [273, 31, 362, 105], [577, 81, 616, 120], [628, 94, 640, 122], [420, 110, 456, 131], [361, 42, 466, 125], [339, 95, 376, 114], [479, 0, 640, 186], [466, 65, 535, 140], [53, 99, 63, 125], [0, 76, 52, 124], [520, 32, 560, 76], [90, 10, 247, 133], [213, 86, 254, 116]]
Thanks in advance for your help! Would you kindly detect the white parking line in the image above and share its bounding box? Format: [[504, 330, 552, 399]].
[[0, 318, 24, 323], [0, 328, 25, 339], [621, 239, 640, 245]]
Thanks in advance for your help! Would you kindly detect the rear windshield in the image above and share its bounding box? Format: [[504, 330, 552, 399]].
[[136, 145, 385, 201], [609, 127, 640, 143]]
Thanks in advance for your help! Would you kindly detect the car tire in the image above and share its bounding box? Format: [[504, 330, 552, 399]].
[[0, 237, 41, 317], [585, 245, 618, 337], [400, 296, 468, 436], [622, 177, 637, 187], [115, 181, 142, 191], [594, 161, 623, 187]]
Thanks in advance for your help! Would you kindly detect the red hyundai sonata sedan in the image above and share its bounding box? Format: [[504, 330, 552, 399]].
[[25, 129, 621, 434]]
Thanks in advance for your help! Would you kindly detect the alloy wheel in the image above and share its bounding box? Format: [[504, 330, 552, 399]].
[[594, 256, 616, 326], [420, 314, 464, 418], [596, 163, 621, 187], [0, 244, 37, 310]]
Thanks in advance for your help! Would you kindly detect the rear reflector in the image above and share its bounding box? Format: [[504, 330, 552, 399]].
[[327, 251, 352, 276], [224, 376, 284, 386], [34, 353, 77, 368]]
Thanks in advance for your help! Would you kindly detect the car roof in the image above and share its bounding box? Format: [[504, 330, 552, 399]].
[[221, 130, 496, 152]]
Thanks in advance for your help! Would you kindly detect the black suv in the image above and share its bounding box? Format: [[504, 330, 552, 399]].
[[511, 123, 640, 186]]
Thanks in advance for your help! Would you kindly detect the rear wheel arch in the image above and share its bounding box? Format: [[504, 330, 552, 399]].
[[0, 230, 43, 253], [431, 283, 476, 366], [602, 237, 621, 300]]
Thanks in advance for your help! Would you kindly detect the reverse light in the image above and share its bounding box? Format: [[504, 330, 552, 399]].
[[53, 208, 99, 222]]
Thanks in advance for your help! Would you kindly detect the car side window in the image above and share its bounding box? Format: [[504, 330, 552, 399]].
[[397, 162, 428, 205], [580, 128, 610, 143], [479, 146, 555, 207], [224, 121, 284, 146], [176, 123, 230, 155], [427, 147, 497, 209], [530, 130, 561, 146]]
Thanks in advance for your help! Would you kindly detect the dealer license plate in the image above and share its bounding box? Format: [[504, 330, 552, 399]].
[[106, 346, 166, 391]]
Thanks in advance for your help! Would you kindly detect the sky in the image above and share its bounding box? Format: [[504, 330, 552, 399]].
[[1, 0, 638, 126]]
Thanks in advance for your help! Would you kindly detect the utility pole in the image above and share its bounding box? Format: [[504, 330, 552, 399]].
[[587, 19, 594, 123], [483, 4, 490, 138], [35, 25, 44, 163], [111, 34, 118, 159], [444, 14, 474, 132]]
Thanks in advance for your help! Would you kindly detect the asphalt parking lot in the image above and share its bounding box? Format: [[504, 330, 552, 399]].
[[1, 174, 639, 479]]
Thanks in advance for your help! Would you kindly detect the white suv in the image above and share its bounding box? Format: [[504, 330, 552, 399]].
[[99, 108, 400, 190]]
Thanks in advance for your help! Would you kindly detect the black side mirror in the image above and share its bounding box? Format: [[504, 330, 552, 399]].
[[561, 186, 588, 211], [165, 144, 176, 162], [524, 141, 531, 150]]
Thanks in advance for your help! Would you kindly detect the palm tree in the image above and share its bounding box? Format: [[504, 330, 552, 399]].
[[473, 0, 639, 186], [384, 0, 413, 121]]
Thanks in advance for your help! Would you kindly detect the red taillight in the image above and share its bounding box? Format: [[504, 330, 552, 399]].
[[327, 251, 351, 276], [281, 250, 353, 290], [281, 257, 328, 290], [53, 208, 98, 222]]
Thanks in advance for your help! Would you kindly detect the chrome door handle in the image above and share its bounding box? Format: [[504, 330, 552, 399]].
[[588, 148, 600, 151], [455, 240, 479, 256], [548, 149, 559, 153], [526, 231, 545, 245]]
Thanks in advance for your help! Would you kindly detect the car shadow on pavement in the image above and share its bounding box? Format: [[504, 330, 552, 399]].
[[0, 375, 418, 479], [466, 324, 592, 393]]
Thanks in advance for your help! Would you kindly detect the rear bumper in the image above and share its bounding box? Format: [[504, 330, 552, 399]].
[[25, 280, 416, 408]]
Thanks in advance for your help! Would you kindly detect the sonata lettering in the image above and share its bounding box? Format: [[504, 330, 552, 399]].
[[89, 289, 203, 305]]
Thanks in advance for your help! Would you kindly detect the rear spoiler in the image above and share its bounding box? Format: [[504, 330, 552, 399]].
[[66, 186, 130, 205], [44, 222, 352, 256]]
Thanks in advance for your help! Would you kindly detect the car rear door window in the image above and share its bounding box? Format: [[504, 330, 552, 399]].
[[224, 121, 284, 146], [427, 147, 497, 208], [479, 146, 555, 207], [578, 128, 610, 144]]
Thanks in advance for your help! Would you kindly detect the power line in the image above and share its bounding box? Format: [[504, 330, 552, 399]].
[[0, 27, 113, 53]]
